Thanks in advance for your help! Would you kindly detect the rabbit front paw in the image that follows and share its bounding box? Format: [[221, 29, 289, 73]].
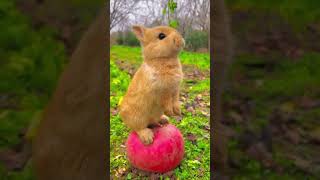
[[164, 107, 174, 116], [137, 128, 154, 145], [159, 115, 169, 124], [162, 101, 174, 116], [173, 102, 181, 116]]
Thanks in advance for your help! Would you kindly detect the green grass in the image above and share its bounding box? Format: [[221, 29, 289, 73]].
[[110, 45, 210, 179], [111, 45, 210, 70], [0, 161, 34, 180], [179, 51, 210, 70], [227, 0, 320, 28], [231, 53, 320, 101], [260, 53, 320, 99], [187, 79, 210, 94], [228, 140, 315, 180], [0, 0, 66, 145], [224, 2, 320, 176], [228, 52, 320, 179], [0, 0, 66, 179]]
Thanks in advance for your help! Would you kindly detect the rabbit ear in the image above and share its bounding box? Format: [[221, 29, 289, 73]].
[[132, 25, 146, 41]]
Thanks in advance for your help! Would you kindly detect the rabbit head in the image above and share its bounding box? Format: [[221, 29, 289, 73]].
[[132, 25, 185, 60]]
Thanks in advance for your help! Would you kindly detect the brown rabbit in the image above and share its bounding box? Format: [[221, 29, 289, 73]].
[[119, 25, 185, 144]]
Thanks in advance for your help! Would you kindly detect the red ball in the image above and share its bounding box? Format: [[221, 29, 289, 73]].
[[126, 124, 184, 173]]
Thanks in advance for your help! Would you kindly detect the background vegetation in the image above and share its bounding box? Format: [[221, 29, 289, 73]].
[[0, 0, 66, 179], [115, 27, 209, 52], [225, 0, 320, 179], [110, 0, 210, 52], [0, 0, 102, 179]]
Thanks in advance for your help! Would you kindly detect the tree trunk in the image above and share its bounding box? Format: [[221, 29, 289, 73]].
[[33, 8, 108, 180], [211, 0, 233, 176]]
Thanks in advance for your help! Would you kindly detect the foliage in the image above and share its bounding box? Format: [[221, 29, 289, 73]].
[[115, 30, 209, 52], [227, 53, 320, 179], [163, 0, 179, 28], [0, 1, 66, 102], [226, 0, 320, 29], [110, 61, 131, 108], [231, 53, 320, 101], [0, 0, 66, 179], [225, 1, 320, 178], [185, 30, 208, 51], [110, 60, 131, 174], [228, 139, 316, 180], [0, 161, 34, 180], [116, 31, 140, 47]]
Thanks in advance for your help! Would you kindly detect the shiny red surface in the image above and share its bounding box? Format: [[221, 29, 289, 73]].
[[126, 124, 185, 173]]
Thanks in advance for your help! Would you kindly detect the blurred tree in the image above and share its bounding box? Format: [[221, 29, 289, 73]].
[[110, 0, 210, 51], [116, 31, 140, 46], [185, 30, 208, 51], [110, 0, 139, 30]]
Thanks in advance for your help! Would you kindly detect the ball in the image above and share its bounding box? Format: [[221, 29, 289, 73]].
[[126, 124, 184, 173]]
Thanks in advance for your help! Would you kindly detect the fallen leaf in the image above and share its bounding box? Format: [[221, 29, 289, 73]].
[[174, 116, 183, 122], [193, 70, 201, 77], [187, 106, 195, 114], [228, 111, 243, 123], [186, 133, 197, 144], [246, 142, 274, 168], [0, 141, 31, 171], [224, 126, 236, 138], [280, 102, 295, 114], [120, 144, 126, 148], [203, 125, 210, 131], [150, 173, 160, 180], [292, 156, 312, 172], [0, 149, 29, 171], [200, 110, 209, 117], [163, 170, 174, 177], [115, 167, 126, 177], [111, 108, 118, 116], [285, 129, 300, 145], [195, 94, 203, 101], [299, 96, 320, 109], [310, 127, 320, 144]]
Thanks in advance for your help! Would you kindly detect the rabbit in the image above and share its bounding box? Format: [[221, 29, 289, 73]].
[[119, 25, 185, 145]]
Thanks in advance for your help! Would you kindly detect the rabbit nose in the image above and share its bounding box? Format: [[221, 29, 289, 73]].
[[173, 35, 184, 48]]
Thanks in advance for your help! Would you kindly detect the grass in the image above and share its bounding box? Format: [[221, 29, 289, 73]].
[[230, 53, 320, 101], [228, 139, 314, 180], [0, 162, 34, 180], [0, 0, 66, 144], [224, 2, 320, 178], [0, 0, 66, 179], [226, 0, 320, 29], [110, 45, 210, 179], [227, 53, 320, 179], [111, 45, 210, 70]]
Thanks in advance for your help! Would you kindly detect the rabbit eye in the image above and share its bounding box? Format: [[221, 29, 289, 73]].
[[158, 33, 166, 40]]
